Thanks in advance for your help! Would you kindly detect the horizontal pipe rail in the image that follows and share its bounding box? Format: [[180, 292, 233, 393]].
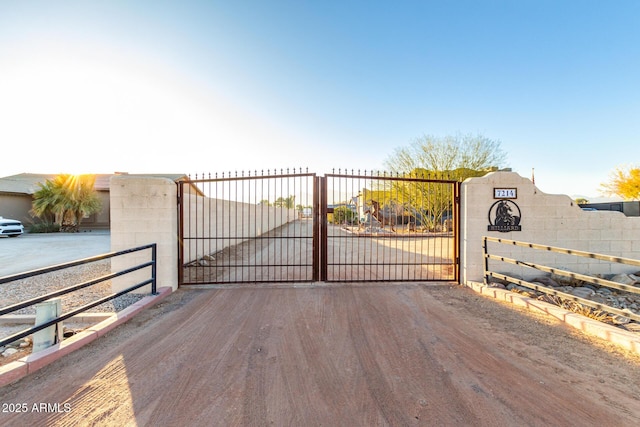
[[0, 262, 154, 317], [0, 244, 157, 285], [0, 244, 157, 348], [188, 172, 316, 183], [484, 236, 640, 267], [326, 172, 459, 185], [483, 236, 640, 322], [490, 272, 640, 323], [484, 253, 640, 296], [0, 278, 154, 348]]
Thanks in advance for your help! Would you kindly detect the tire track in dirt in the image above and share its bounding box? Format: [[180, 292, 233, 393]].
[[344, 286, 416, 425], [402, 284, 638, 426], [142, 289, 259, 425], [351, 284, 485, 425], [239, 290, 273, 425], [1, 284, 639, 426], [143, 288, 276, 426], [293, 288, 354, 420]]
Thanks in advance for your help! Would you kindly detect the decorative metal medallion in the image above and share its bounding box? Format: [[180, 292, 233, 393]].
[[487, 200, 521, 232]]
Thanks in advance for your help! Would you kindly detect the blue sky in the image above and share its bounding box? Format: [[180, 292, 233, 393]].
[[1, 1, 638, 199]]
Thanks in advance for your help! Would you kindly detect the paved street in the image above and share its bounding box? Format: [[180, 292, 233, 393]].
[[0, 231, 110, 277]]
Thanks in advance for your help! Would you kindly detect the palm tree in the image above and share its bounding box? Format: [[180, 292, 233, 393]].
[[69, 175, 102, 230], [31, 174, 102, 231], [31, 179, 66, 225]]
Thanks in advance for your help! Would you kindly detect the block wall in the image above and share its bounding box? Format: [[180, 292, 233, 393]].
[[181, 191, 296, 264], [110, 175, 178, 293], [461, 172, 640, 283]]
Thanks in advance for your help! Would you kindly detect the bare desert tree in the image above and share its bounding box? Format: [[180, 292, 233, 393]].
[[384, 133, 507, 178]]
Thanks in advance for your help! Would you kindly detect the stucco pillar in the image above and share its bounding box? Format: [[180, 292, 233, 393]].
[[110, 175, 178, 293]]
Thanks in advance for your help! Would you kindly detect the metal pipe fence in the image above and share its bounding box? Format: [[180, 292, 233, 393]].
[[483, 236, 640, 322], [0, 244, 157, 348]]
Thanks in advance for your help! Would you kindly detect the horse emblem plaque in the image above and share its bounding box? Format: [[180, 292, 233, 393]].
[[487, 200, 522, 232]]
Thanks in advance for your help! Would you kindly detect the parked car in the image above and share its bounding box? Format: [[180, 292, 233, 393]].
[[0, 216, 24, 237]]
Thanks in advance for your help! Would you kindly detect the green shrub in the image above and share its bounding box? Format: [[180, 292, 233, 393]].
[[29, 222, 61, 233], [332, 206, 357, 225]]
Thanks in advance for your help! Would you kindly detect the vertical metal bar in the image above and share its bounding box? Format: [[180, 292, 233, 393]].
[[483, 236, 489, 286], [206, 177, 211, 283], [233, 173, 237, 283], [214, 176, 219, 283], [354, 174, 360, 281], [267, 172, 271, 281], [177, 181, 184, 286], [291, 173, 295, 281], [151, 243, 158, 294], [200, 178, 205, 282], [368, 173, 373, 281], [351, 174, 356, 281], [320, 176, 328, 281], [236, 173, 241, 283], [253, 174, 259, 282], [335, 175, 341, 280], [394, 175, 400, 281], [195, 176, 201, 283], [454, 181, 461, 283], [313, 175, 320, 281], [426, 178, 431, 280], [254, 176, 269, 282]]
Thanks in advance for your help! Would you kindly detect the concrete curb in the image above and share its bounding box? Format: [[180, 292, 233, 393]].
[[0, 286, 172, 388], [0, 313, 113, 325], [466, 281, 640, 355]]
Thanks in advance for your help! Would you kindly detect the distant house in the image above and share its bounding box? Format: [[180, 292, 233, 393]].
[[0, 173, 190, 230]]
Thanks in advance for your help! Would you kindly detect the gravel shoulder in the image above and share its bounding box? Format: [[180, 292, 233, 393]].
[[1, 282, 639, 426], [0, 232, 141, 366]]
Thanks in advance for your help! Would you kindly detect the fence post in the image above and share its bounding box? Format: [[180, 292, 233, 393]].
[[151, 243, 158, 295], [483, 236, 490, 286], [32, 298, 63, 353]]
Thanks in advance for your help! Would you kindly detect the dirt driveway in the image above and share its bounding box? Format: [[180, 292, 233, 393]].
[[1, 282, 639, 426]]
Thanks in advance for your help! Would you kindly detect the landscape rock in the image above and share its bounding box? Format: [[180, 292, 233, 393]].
[[609, 274, 639, 286], [586, 294, 608, 305], [551, 270, 583, 286], [2, 348, 18, 357], [611, 315, 631, 325], [571, 287, 595, 299], [530, 276, 560, 288]]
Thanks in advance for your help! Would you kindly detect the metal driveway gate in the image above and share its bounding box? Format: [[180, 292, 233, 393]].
[[178, 170, 459, 285], [320, 171, 459, 282], [179, 170, 318, 285]]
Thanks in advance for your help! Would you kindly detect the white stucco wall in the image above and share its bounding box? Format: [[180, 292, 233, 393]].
[[461, 171, 640, 283]]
